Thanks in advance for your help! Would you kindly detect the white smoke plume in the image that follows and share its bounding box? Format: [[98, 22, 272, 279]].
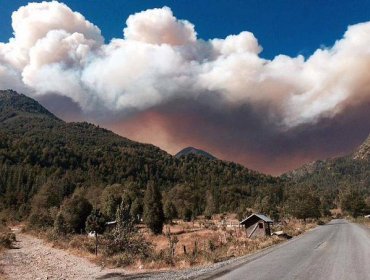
[[1, 1, 370, 127]]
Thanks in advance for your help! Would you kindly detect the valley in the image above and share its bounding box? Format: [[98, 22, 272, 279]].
[[0, 90, 369, 279]]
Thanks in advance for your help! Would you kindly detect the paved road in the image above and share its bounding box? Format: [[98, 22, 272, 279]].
[[214, 219, 370, 280]]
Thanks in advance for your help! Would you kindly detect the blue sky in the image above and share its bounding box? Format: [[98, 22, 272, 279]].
[[1, 1, 370, 174], [1, 0, 370, 59]]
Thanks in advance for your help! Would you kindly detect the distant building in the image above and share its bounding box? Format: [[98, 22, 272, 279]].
[[106, 220, 117, 231], [240, 213, 273, 238]]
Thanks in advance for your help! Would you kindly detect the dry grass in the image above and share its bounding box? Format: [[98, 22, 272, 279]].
[[138, 216, 316, 271], [0, 225, 16, 278], [30, 227, 150, 269], [271, 218, 317, 237], [353, 217, 370, 228], [22, 215, 318, 273]]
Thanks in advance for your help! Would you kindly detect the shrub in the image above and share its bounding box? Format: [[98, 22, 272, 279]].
[[0, 232, 15, 249], [60, 195, 92, 233]]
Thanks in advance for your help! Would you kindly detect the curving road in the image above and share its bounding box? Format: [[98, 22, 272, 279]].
[[213, 219, 370, 280]]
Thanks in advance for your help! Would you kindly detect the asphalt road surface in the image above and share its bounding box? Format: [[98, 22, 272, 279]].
[[214, 219, 370, 280]]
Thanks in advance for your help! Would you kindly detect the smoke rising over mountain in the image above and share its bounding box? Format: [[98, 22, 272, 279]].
[[1, 1, 370, 174]]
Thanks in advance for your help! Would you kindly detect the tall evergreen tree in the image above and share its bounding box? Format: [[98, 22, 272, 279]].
[[163, 200, 177, 223], [143, 181, 164, 234], [340, 189, 367, 217], [286, 186, 321, 221]]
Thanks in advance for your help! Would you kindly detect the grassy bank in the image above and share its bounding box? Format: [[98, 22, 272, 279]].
[[23, 215, 320, 273]]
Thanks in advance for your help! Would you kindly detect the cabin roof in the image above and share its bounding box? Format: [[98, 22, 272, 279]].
[[240, 213, 273, 225]]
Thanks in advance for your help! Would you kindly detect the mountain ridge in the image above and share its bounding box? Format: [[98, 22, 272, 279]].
[[0, 89, 57, 120], [284, 133, 370, 195], [0, 89, 277, 220], [353, 133, 370, 160], [175, 146, 216, 160]]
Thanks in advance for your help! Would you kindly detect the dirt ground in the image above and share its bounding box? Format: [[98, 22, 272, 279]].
[[0, 228, 126, 280]]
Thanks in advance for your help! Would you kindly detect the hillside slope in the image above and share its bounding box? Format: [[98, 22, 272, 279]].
[[0, 90, 276, 220], [175, 147, 216, 160], [285, 134, 370, 192], [353, 134, 370, 160]]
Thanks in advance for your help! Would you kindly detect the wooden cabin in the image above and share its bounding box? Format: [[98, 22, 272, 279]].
[[240, 213, 273, 238]]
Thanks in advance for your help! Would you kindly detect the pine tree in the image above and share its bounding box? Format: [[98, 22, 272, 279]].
[[286, 186, 321, 221], [163, 200, 177, 223], [340, 189, 367, 217], [143, 181, 164, 234], [130, 198, 143, 222], [204, 191, 216, 219]]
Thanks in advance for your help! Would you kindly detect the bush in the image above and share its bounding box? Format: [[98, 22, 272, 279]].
[[60, 195, 92, 233], [101, 202, 153, 263], [28, 211, 53, 229], [317, 220, 325, 225], [0, 232, 16, 249]]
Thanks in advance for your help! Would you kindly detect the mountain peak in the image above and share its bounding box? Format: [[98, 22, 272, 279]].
[[353, 133, 370, 160], [175, 146, 216, 160], [0, 89, 57, 120]]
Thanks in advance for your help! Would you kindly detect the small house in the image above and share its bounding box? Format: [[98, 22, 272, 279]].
[[240, 213, 273, 238]]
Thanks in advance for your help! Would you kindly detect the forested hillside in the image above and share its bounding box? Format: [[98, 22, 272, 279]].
[[175, 147, 216, 160], [1, 89, 368, 231], [0, 90, 278, 223], [285, 136, 370, 191], [284, 136, 370, 216]]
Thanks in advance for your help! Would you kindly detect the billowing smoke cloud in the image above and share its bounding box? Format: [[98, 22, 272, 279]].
[[1, 1, 370, 174]]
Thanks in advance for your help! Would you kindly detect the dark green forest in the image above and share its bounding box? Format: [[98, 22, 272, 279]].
[[0, 90, 369, 233]]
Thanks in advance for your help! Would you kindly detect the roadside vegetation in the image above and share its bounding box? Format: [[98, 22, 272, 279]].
[[0, 90, 369, 272], [351, 217, 370, 228], [28, 213, 318, 271], [0, 223, 15, 277]]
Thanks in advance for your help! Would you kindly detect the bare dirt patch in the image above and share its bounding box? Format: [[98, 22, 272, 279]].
[[0, 231, 126, 280]]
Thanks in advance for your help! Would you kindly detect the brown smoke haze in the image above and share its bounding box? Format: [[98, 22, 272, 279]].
[[1, 2, 370, 174]]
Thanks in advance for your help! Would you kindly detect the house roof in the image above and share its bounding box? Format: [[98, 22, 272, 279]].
[[240, 213, 273, 225]]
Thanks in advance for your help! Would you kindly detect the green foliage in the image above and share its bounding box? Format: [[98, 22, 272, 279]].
[[286, 155, 370, 209], [0, 89, 278, 223], [54, 212, 67, 235], [143, 182, 164, 234], [100, 185, 124, 220], [60, 196, 92, 233], [3, 90, 369, 228], [204, 191, 216, 219], [85, 209, 106, 235], [163, 200, 177, 223], [340, 189, 368, 217], [286, 186, 321, 220], [86, 209, 106, 255], [182, 208, 193, 222], [102, 201, 152, 261], [130, 198, 143, 222]]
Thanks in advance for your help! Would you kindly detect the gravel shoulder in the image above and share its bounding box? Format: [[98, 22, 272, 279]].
[[0, 230, 126, 280]]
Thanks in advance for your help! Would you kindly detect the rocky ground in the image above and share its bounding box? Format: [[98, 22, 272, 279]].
[[0, 229, 126, 280]]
